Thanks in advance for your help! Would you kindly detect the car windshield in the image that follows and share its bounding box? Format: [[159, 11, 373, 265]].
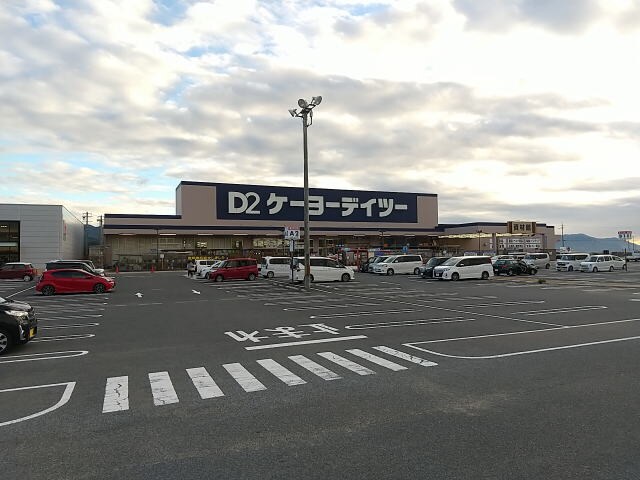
[[373, 257, 388, 263], [585, 257, 597, 262], [441, 257, 460, 266], [426, 258, 441, 266]]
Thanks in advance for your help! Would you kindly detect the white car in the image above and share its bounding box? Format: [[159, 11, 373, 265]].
[[579, 255, 627, 272], [198, 261, 224, 278], [523, 253, 551, 269], [556, 253, 590, 271], [371, 254, 424, 275], [260, 256, 292, 278], [433, 256, 493, 280], [292, 257, 355, 282]]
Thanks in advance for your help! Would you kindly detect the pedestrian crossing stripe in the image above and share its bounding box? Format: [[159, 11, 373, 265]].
[[101, 346, 437, 413]]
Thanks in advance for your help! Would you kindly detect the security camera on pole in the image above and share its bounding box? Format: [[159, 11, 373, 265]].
[[289, 96, 322, 291]]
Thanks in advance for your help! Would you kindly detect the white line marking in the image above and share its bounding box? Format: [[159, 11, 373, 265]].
[[40, 323, 100, 330], [256, 359, 306, 385], [148, 371, 179, 406], [310, 308, 419, 319], [5, 285, 36, 298], [102, 376, 129, 413], [0, 382, 76, 427], [284, 303, 381, 311], [32, 333, 95, 343], [345, 317, 475, 330], [0, 350, 89, 363], [372, 346, 438, 366], [288, 355, 342, 380], [39, 314, 103, 320], [186, 367, 224, 399], [316, 352, 376, 375], [223, 363, 267, 392], [462, 300, 545, 308], [513, 306, 607, 316], [244, 335, 367, 350], [345, 349, 407, 371]]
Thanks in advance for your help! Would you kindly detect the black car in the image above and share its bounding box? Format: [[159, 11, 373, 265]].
[[421, 256, 451, 278], [0, 296, 38, 355], [493, 259, 537, 276], [360, 256, 389, 273], [45, 260, 100, 276]]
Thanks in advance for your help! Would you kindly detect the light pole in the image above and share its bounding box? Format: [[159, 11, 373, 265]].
[[477, 229, 482, 254], [289, 96, 322, 291]]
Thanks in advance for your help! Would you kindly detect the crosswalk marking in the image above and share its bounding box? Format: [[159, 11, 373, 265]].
[[186, 367, 225, 399], [223, 363, 267, 392], [102, 376, 129, 413], [372, 346, 438, 367], [345, 349, 407, 371], [316, 352, 376, 375], [256, 359, 306, 386], [288, 355, 342, 380], [148, 371, 179, 406]]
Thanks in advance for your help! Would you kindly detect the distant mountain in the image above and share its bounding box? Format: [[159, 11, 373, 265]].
[[556, 234, 638, 254]]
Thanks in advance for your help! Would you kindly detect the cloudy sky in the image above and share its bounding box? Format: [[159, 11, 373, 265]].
[[1, 0, 639, 237]]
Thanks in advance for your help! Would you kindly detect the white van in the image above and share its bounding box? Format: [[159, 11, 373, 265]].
[[371, 254, 424, 275], [580, 255, 627, 272], [194, 259, 219, 276], [292, 257, 355, 282], [523, 253, 551, 269], [433, 256, 493, 281], [556, 253, 590, 271], [260, 256, 292, 278]]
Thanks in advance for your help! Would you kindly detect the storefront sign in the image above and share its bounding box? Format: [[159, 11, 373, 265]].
[[507, 221, 536, 234], [216, 184, 419, 223]]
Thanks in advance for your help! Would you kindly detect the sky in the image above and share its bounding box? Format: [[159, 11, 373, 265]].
[[0, 0, 639, 237]]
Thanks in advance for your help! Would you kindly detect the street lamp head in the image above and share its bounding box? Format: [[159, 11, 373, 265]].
[[288, 108, 298, 117], [311, 95, 322, 106], [297, 98, 308, 108]]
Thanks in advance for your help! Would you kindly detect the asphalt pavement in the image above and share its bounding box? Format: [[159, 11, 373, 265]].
[[2, 266, 640, 479]]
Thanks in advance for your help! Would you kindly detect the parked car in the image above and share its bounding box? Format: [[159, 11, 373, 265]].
[[0, 296, 38, 355], [362, 256, 389, 273], [36, 269, 116, 295], [556, 253, 590, 271], [292, 257, 355, 283], [194, 259, 219, 276], [45, 260, 101, 276], [208, 258, 258, 282], [523, 253, 551, 269], [64, 259, 105, 275], [493, 259, 537, 276], [433, 256, 493, 280], [0, 262, 35, 281], [579, 255, 627, 272], [199, 261, 224, 279], [490, 255, 518, 265], [260, 256, 292, 278], [420, 257, 451, 278], [372, 254, 424, 275]]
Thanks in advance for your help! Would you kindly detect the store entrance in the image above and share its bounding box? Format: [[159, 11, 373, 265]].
[[0, 221, 20, 265]]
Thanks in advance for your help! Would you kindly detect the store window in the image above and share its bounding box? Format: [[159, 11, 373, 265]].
[[0, 221, 20, 264]]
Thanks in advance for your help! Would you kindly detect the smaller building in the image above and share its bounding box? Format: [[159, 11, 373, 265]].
[[0, 204, 85, 270]]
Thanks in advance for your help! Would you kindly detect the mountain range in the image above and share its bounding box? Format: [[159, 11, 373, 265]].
[[556, 234, 638, 254]]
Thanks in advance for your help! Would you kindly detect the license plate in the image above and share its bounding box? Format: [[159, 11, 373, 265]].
[[29, 327, 36, 339]]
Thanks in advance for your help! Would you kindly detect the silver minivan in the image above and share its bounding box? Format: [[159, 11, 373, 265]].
[[523, 253, 551, 269], [260, 256, 292, 278], [556, 253, 590, 271]]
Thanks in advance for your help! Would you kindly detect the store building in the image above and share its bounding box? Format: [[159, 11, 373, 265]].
[[0, 204, 85, 269], [103, 181, 557, 270]]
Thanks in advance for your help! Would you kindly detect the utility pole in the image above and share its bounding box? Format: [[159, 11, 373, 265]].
[[82, 212, 92, 258], [561, 223, 565, 248]]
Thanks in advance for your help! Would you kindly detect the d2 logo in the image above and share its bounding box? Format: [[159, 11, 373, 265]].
[[228, 191, 261, 215]]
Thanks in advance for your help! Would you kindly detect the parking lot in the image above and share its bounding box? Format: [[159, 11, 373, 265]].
[[3, 266, 640, 479]]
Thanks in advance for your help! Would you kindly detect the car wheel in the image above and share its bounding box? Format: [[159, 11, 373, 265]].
[[545, 264, 550, 269], [609, 266, 614, 272], [267, 271, 274, 278], [205, 273, 210, 279], [386, 269, 394, 276], [413, 267, 421, 275], [23, 275, 32, 282], [0, 329, 13, 355], [451, 272, 460, 281], [215, 275, 224, 282], [309, 274, 314, 282], [481, 271, 490, 280], [41, 285, 55, 296], [93, 283, 106, 294], [592, 267, 598, 273], [247, 273, 256, 281], [507, 270, 514, 276], [568, 266, 573, 271], [341, 273, 351, 282], [530, 269, 537, 275]]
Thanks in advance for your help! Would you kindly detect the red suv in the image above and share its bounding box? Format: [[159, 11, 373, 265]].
[[36, 269, 116, 295], [208, 258, 258, 282], [0, 263, 36, 281]]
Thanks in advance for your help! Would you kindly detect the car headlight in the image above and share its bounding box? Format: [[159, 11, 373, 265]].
[[440, 267, 451, 271], [6, 310, 29, 324]]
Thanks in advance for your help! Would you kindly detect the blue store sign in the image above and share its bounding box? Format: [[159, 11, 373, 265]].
[[216, 183, 420, 223]]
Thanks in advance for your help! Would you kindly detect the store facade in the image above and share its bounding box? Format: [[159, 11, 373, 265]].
[[103, 181, 557, 271]]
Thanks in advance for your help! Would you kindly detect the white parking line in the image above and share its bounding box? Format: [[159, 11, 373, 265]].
[[256, 359, 306, 386], [102, 376, 129, 413], [148, 372, 179, 406], [345, 349, 407, 371], [0, 350, 89, 364], [223, 363, 267, 392], [372, 346, 438, 367], [317, 352, 376, 376], [40, 322, 100, 330], [309, 308, 419, 319], [344, 317, 476, 330], [288, 355, 342, 380], [0, 382, 76, 427], [513, 306, 607, 316], [186, 367, 225, 399], [244, 335, 368, 351], [32, 333, 95, 343], [5, 286, 36, 298], [284, 303, 381, 311]]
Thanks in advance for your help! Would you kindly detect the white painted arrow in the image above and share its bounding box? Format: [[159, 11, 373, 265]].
[[135, 292, 143, 298], [192, 290, 201, 295]]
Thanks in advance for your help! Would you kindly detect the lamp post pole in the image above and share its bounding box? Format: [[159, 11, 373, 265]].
[[477, 229, 482, 253], [289, 96, 322, 291]]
